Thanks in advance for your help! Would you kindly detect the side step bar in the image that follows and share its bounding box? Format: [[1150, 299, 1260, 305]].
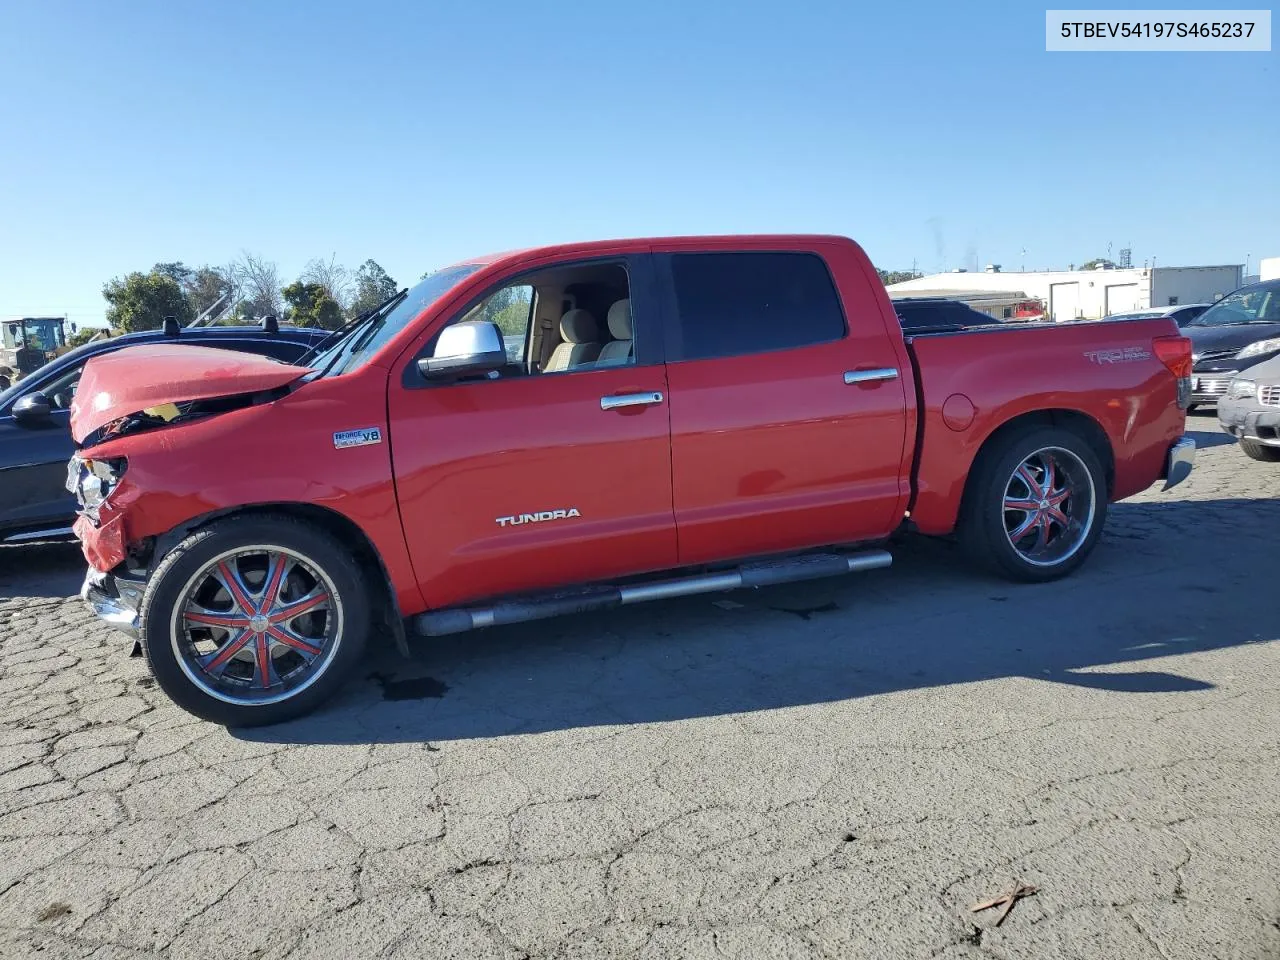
[[414, 549, 892, 637]]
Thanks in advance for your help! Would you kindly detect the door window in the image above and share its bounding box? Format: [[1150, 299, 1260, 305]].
[[426, 262, 636, 378], [37, 364, 84, 412], [667, 252, 846, 361]]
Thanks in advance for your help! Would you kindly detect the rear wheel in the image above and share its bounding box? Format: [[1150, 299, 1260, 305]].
[[959, 427, 1108, 582], [1240, 438, 1280, 462], [138, 515, 370, 726]]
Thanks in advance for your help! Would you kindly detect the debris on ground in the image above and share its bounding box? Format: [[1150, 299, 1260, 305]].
[[970, 882, 1039, 926]]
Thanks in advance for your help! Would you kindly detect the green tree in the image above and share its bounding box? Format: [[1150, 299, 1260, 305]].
[[1079, 258, 1116, 271], [67, 328, 105, 349], [186, 266, 236, 321], [102, 270, 194, 333], [877, 268, 923, 285], [153, 261, 194, 288], [348, 260, 398, 319], [478, 286, 532, 336], [282, 281, 345, 329]]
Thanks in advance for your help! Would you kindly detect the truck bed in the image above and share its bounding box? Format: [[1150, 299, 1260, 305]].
[[898, 315, 1187, 535]]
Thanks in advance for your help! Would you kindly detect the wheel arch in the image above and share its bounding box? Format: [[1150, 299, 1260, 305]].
[[149, 501, 408, 656], [961, 408, 1115, 516]]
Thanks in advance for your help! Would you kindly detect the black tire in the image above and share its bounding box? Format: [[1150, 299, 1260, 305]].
[[138, 514, 371, 726], [958, 426, 1108, 583], [1240, 438, 1280, 462]]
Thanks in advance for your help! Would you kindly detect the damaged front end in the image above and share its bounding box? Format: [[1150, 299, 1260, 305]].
[[67, 355, 312, 641], [76, 388, 293, 448], [67, 452, 148, 640], [68, 389, 296, 642]]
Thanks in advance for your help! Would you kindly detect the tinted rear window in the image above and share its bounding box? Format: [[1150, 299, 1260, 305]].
[[669, 252, 846, 361], [894, 301, 990, 330]]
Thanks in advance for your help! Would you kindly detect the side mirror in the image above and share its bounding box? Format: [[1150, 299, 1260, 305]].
[[12, 391, 52, 424], [417, 321, 508, 381]]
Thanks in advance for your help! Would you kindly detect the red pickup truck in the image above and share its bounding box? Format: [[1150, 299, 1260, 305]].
[[67, 235, 1195, 725]]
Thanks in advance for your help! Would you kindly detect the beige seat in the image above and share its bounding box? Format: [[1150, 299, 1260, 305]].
[[596, 299, 634, 366], [544, 309, 602, 372]]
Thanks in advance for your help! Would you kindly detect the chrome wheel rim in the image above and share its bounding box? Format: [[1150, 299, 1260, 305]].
[[170, 545, 344, 706], [1002, 447, 1096, 567]]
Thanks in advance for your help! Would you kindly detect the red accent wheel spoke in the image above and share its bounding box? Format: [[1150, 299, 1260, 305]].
[[258, 552, 290, 614], [255, 632, 275, 689], [1008, 513, 1038, 541], [1004, 497, 1040, 512], [185, 611, 252, 629], [1016, 464, 1043, 499], [1034, 513, 1052, 548], [267, 625, 322, 658], [1040, 457, 1057, 497], [217, 561, 255, 614], [200, 629, 252, 674], [269, 589, 329, 624]]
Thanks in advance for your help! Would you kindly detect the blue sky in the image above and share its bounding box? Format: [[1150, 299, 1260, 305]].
[[1, 1, 1275, 328]]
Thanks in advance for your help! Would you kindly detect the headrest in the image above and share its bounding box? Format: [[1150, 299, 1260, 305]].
[[560, 309, 598, 344], [606, 299, 632, 340]]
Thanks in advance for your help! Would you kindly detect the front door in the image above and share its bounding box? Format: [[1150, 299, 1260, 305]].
[[388, 255, 676, 609]]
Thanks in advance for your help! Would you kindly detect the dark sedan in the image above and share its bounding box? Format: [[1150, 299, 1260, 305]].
[[0, 321, 329, 544], [1180, 278, 1280, 410]]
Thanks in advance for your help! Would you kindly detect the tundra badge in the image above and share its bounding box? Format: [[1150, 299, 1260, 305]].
[[496, 508, 581, 528], [333, 427, 383, 449]]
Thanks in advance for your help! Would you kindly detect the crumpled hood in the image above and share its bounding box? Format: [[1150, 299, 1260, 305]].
[[71, 343, 311, 444]]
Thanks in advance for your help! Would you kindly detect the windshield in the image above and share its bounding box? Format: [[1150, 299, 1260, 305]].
[[306, 263, 482, 377], [1187, 280, 1280, 327]]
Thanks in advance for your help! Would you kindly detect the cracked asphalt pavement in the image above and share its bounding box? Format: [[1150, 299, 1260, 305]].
[[1, 418, 1277, 959]]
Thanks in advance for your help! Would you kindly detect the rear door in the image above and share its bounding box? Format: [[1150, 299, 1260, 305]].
[[388, 254, 677, 609], [657, 242, 910, 565]]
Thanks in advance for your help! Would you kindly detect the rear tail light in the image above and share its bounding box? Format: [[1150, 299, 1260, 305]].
[[1153, 335, 1193, 409], [1153, 335, 1192, 377]]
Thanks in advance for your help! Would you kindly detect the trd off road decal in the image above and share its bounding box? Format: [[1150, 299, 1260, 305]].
[[333, 427, 383, 449], [1083, 346, 1151, 364]]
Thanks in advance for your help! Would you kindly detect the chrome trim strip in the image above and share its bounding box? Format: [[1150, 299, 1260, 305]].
[[600, 391, 664, 411], [1162, 436, 1196, 492], [3, 526, 75, 543], [619, 572, 742, 604], [415, 551, 894, 636], [844, 368, 899, 385]]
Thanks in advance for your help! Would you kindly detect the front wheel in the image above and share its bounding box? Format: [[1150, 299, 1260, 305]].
[[959, 427, 1108, 582], [1240, 438, 1280, 462], [138, 515, 371, 726]]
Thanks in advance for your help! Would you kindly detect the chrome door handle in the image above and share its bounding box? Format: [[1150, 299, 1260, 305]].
[[844, 368, 899, 385], [600, 391, 664, 411]]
